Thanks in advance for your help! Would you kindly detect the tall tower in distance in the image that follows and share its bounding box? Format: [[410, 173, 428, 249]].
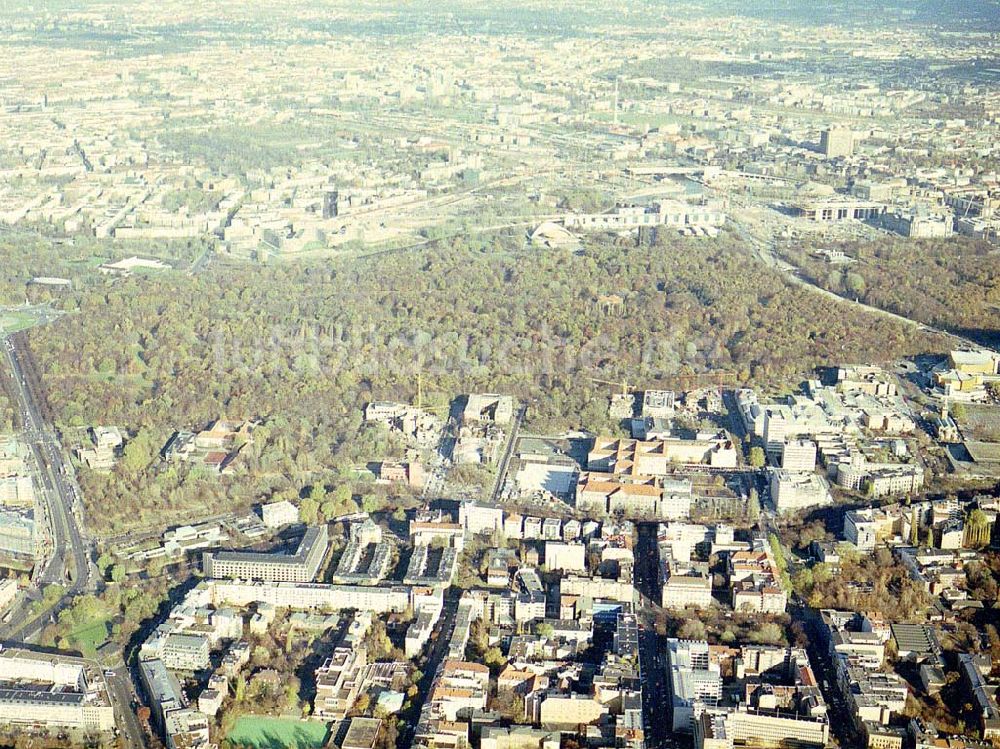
[[322, 190, 339, 219], [820, 127, 854, 158]]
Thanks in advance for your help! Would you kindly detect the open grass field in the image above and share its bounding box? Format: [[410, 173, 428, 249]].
[[67, 618, 110, 658], [226, 716, 329, 749], [960, 404, 1000, 442], [0, 311, 37, 335], [66, 255, 111, 269], [0, 558, 33, 573]]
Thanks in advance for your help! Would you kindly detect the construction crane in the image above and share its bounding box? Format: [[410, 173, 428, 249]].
[[662, 372, 738, 390], [416, 372, 426, 410], [414, 372, 450, 413], [590, 377, 636, 397]]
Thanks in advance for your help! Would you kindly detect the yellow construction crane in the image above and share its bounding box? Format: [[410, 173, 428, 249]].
[[414, 372, 450, 412], [590, 376, 636, 397], [416, 372, 426, 410], [663, 372, 738, 390]]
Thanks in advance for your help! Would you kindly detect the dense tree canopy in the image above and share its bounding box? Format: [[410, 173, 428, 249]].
[[18, 231, 945, 532], [782, 235, 1000, 346]]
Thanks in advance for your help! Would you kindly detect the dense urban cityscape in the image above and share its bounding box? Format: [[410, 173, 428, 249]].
[[1, 1, 1000, 749]]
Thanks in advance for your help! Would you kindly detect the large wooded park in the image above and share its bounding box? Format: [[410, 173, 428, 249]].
[[0, 228, 948, 534]]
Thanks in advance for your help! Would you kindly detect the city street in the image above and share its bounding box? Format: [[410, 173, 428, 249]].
[[635, 523, 675, 749], [398, 587, 463, 749], [0, 333, 143, 745], [0, 333, 94, 640], [792, 605, 861, 748]]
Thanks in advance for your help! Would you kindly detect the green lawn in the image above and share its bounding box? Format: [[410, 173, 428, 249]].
[[0, 311, 37, 335], [591, 110, 688, 129], [226, 717, 330, 749], [67, 255, 110, 269], [0, 559, 33, 575], [67, 618, 110, 658]]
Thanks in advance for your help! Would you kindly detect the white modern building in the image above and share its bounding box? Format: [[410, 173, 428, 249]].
[[780, 440, 817, 472], [662, 574, 713, 610], [211, 580, 411, 613], [0, 647, 115, 732], [161, 633, 211, 671], [844, 509, 879, 551], [544, 542, 586, 572], [668, 639, 723, 733], [459, 501, 505, 537], [770, 470, 832, 514], [259, 500, 299, 528], [203, 525, 328, 582]]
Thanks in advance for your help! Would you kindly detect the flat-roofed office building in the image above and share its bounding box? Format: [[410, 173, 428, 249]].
[[0, 647, 115, 732], [203, 525, 328, 582]]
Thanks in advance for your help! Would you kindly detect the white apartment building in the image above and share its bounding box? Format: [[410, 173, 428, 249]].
[[844, 509, 879, 551], [139, 657, 182, 719], [668, 639, 723, 732], [696, 708, 829, 749], [732, 584, 788, 615], [560, 576, 637, 604], [481, 727, 560, 749], [432, 661, 491, 721], [868, 466, 925, 498], [659, 522, 712, 562], [315, 646, 367, 720], [203, 525, 328, 582], [259, 500, 299, 528], [211, 580, 410, 613], [564, 200, 726, 231], [410, 520, 465, 549], [406, 607, 440, 658], [0, 648, 115, 732], [660, 491, 694, 520], [761, 405, 840, 456], [0, 691, 115, 733], [459, 501, 504, 537], [544, 542, 586, 572], [662, 574, 713, 610], [780, 440, 816, 472], [542, 518, 562, 540], [161, 633, 210, 671], [835, 459, 924, 498], [538, 695, 608, 728], [770, 470, 832, 513], [163, 708, 210, 748]]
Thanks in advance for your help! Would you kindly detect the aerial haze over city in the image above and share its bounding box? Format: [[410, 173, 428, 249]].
[[1, 1, 1000, 748]]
